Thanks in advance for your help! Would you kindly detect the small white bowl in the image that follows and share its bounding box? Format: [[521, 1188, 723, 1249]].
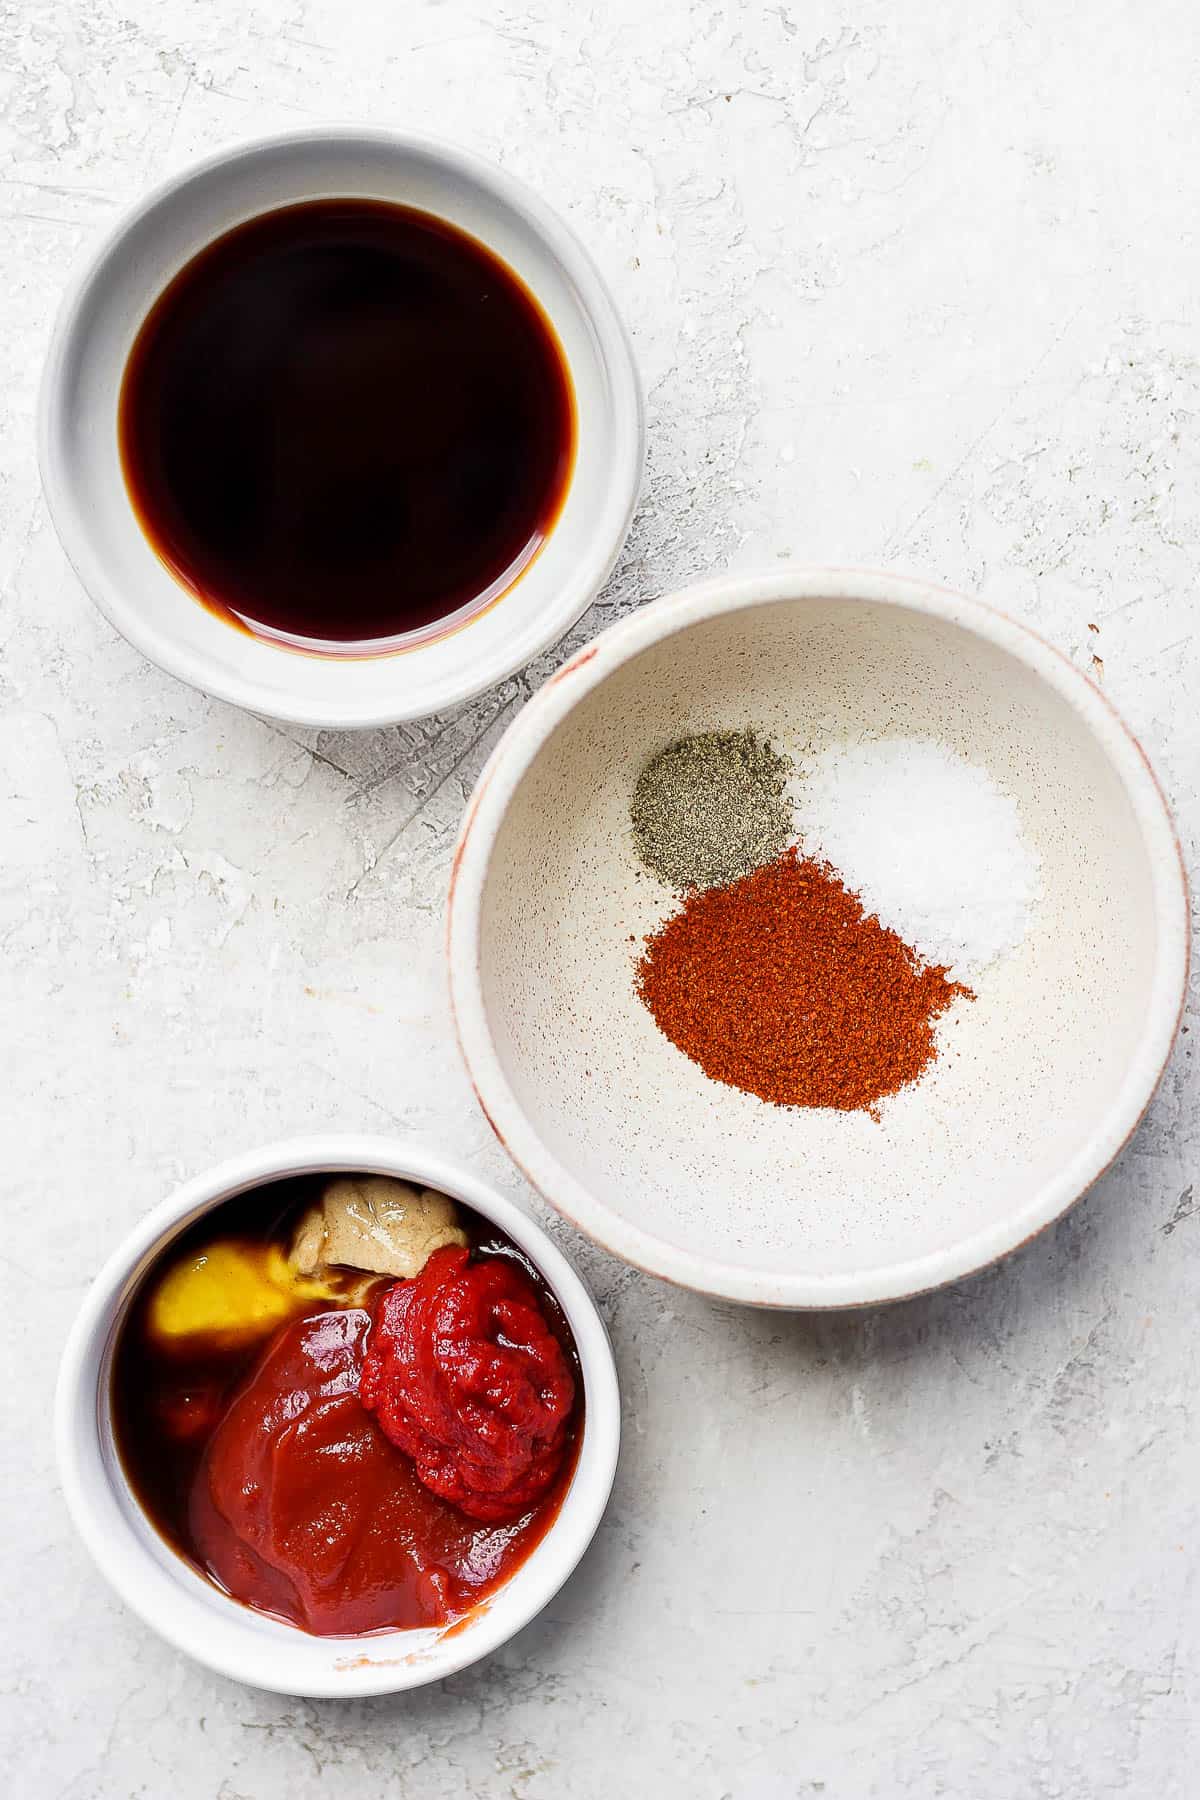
[[447, 568, 1190, 1308], [55, 1136, 620, 1697], [38, 129, 643, 728]]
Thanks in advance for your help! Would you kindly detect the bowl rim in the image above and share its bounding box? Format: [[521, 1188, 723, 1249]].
[[54, 1134, 621, 1696], [37, 125, 644, 729], [447, 565, 1191, 1308]]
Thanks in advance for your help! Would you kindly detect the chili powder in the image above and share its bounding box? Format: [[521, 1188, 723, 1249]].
[[635, 848, 972, 1115]]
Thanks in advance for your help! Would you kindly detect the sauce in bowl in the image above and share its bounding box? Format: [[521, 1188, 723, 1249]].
[[119, 200, 576, 655], [111, 1177, 583, 1636]]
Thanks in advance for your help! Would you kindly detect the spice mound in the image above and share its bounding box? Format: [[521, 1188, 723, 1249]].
[[361, 1244, 576, 1524], [636, 848, 972, 1114], [797, 737, 1041, 979], [631, 729, 793, 891]]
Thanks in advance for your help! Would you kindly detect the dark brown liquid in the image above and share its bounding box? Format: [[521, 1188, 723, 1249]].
[[119, 200, 575, 654]]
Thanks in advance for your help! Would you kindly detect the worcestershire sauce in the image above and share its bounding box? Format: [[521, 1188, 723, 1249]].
[[119, 199, 575, 653]]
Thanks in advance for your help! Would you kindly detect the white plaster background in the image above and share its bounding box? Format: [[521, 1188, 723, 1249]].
[[3, 1, 1200, 1794]]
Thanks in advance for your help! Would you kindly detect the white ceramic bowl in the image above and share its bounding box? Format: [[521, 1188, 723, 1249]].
[[38, 129, 643, 727], [55, 1137, 620, 1697], [448, 568, 1190, 1308]]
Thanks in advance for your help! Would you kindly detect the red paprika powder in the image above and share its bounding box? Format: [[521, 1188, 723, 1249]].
[[635, 848, 971, 1115]]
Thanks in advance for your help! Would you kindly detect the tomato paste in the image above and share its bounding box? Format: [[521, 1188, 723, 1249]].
[[361, 1245, 576, 1523]]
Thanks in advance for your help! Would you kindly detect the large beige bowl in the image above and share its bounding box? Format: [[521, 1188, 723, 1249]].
[[448, 570, 1189, 1307]]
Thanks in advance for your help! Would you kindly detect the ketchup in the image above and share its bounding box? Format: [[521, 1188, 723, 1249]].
[[191, 1303, 575, 1636]]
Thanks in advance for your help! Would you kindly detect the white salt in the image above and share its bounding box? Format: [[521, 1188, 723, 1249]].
[[793, 738, 1041, 979]]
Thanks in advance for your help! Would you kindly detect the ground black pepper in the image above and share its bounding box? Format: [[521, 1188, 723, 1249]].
[[630, 729, 793, 891]]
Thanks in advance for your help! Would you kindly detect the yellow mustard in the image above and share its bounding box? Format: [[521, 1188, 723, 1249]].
[[147, 1242, 340, 1346]]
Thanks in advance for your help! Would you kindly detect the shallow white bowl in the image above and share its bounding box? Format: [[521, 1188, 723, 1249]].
[[39, 128, 643, 727], [448, 568, 1190, 1308], [55, 1137, 620, 1697]]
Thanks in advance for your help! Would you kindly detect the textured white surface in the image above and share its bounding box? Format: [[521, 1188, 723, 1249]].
[[2, 1, 1198, 1794]]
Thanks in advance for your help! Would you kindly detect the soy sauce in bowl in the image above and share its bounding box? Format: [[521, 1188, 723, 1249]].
[[119, 199, 575, 655]]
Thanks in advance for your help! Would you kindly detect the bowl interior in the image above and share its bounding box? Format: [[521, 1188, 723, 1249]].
[[44, 134, 638, 724], [476, 593, 1177, 1301], [59, 1143, 617, 1696]]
